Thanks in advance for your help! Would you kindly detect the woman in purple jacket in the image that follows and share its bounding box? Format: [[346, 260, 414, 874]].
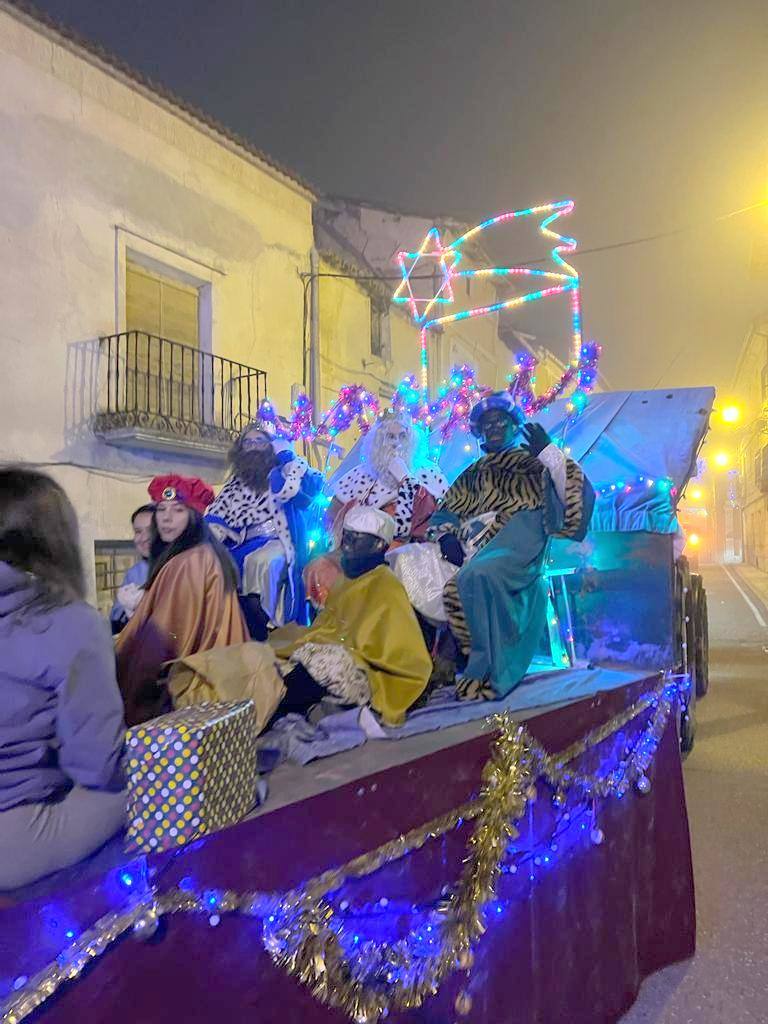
[[0, 468, 126, 889]]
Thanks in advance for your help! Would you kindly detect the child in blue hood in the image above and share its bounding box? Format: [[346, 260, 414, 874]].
[[0, 468, 126, 889]]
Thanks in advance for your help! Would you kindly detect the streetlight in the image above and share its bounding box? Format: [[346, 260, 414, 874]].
[[714, 452, 731, 468], [689, 487, 703, 501], [720, 405, 741, 424]]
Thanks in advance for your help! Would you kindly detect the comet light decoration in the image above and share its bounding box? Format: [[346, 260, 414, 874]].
[[393, 200, 587, 404]]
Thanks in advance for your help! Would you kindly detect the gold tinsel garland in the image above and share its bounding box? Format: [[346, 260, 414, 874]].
[[2, 676, 677, 1024]]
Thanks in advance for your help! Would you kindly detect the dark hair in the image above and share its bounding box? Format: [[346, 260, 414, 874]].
[[131, 504, 156, 525], [227, 425, 271, 465], [0, 467, 86, 608], [147, 508, 239, 592]]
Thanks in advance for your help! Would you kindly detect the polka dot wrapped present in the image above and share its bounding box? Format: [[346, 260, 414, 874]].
[[125, 700, 258, 853]]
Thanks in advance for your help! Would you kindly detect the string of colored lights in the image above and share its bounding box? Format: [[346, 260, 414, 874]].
[[392, 227, 460, 325], [393, 364, 484, 437], [253, 202, 601, 451], [592, 475, 675, 499], [258, 385, 379, 444], [389, 341, 600, 447], [256, 340, 600, 462]]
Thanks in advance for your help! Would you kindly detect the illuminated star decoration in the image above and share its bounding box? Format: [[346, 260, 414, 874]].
[[393, 201, 584, 405], [392, 227, 460, 325]]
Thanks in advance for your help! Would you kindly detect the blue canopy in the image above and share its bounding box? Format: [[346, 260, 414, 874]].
[[433, 387, 714, 535]]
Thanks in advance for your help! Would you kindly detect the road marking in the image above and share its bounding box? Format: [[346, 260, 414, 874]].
[[723, 567, 768, 629]]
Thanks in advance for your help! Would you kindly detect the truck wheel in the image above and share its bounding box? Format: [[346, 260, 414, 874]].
[[680, 693, 696, 756], [694, 587, 709, 697], [683, 571, 698, 697], [675, 559, 696, 757]]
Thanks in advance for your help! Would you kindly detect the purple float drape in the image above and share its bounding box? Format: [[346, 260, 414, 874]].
[[0, 675, 694, 1023]]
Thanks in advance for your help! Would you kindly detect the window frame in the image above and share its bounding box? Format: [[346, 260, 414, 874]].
[[93, 539, 139, 618]]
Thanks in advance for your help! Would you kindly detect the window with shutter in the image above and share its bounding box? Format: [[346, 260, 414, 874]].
[[125, 261, 201, 422]]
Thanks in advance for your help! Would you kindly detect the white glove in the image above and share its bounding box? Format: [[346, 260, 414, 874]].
[[388, 456, 410, 483], [117, 582, 146, 619]]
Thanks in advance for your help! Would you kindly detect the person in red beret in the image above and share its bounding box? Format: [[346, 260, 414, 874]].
[[115, 474, 249, 725]]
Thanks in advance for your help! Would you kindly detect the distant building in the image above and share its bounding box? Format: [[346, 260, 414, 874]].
[[732, 316, 768, 568]]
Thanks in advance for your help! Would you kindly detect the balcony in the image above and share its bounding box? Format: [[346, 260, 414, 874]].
[[90, 332, 268, 460]]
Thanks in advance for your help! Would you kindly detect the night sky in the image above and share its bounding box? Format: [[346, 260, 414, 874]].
[[28, 0, 768, 392]]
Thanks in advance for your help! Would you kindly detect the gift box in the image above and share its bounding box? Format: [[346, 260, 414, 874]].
[[126, 700, 258, 853]]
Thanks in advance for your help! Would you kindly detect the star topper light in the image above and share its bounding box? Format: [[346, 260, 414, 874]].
[[393, 200, 584, 402], [392, 227, 461, 324]]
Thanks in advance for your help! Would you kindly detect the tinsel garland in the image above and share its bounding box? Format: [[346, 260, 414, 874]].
[[393, 365, 487, 440], [2, 677, 679, 1024]]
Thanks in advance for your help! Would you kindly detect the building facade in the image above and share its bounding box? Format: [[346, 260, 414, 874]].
[[0, 3, 315, 606], [0, 4, 580, 608], [733, 316, 768, 569]]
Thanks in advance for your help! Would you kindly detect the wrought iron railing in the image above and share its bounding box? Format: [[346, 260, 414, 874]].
[[93, 332, 268, 445]]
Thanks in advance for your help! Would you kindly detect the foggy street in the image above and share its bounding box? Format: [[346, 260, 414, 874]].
[[1, 2, 767, 1021], [621, 565, 768, 1024]]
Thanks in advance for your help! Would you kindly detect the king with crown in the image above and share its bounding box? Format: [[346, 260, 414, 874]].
[[429, 392, 595, 701]]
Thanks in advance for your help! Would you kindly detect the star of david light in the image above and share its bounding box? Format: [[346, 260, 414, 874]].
[[392, 228, 461, 325]]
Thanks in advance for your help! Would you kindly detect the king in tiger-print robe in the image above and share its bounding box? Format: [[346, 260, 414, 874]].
[[430, 445, 594, 699]]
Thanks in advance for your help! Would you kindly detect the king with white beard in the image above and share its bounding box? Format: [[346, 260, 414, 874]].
[[327, 413, 448, 544], [304, 414, 448, 609]]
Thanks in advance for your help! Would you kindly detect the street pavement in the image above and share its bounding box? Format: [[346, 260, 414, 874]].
[[620, 564, 768, 1024]]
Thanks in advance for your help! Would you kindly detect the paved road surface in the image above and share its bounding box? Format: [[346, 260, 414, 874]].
[[620, 565, 768, 1024]]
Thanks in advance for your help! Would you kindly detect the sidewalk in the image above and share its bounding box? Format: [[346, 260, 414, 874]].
[[726, 563, 768, 620], [620, 566, 768, 1024]]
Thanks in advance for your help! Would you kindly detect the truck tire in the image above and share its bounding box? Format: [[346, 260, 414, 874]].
[[682, 565, 699, 698], [692, 580, 709, 698], [675, 558, 696, 756], [680, 694, 696, 756]]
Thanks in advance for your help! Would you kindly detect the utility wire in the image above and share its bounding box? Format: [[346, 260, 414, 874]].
[[304, 199, 768, 282]]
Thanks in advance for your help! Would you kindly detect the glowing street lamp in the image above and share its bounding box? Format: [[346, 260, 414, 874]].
[[687, 533, 701, 547], [713, 452, 731, 468], [720, 405, 741, 424], [689, 487, 703, 501]]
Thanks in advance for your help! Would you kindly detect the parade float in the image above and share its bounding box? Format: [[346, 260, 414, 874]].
[[1, 202, 710, 1024]]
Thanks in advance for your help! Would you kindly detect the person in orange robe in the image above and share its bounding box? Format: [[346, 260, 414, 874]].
[[116, 474, 249, 726]]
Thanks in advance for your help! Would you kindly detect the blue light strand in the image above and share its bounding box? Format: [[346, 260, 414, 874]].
[[317, 681, 676, 935], [593, 475, 675, 499]]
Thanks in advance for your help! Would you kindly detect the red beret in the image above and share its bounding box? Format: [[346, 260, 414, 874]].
[[148, 475, 214, 515]]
